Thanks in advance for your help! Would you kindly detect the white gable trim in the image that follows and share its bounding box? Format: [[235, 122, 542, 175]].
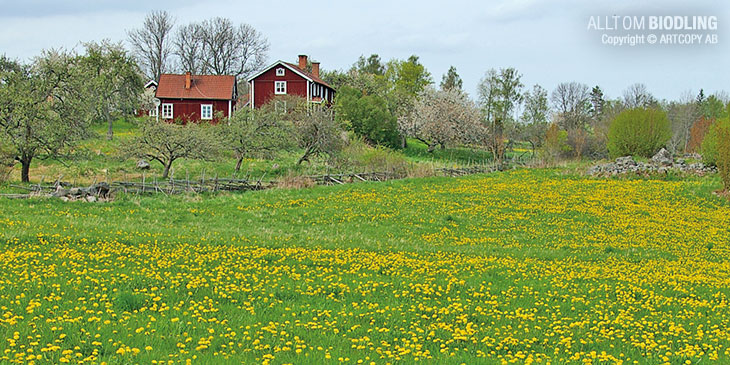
[[246, 61, 313, 83]]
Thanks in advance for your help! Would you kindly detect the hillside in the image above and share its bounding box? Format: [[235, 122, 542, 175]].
[[1, 169, 728, 363]]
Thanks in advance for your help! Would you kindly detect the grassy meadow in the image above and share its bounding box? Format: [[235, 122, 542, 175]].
[[1, 164, 730, 364]]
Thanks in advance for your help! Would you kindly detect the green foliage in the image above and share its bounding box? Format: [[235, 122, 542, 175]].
[[338, 138, 409, 176], [607, 108, 671, 158], [225, 107, 295, 172], [0, 50, 95, 182], [440, 66, 462, 92], [291, 107, 344, 165], [335, 86, 400, 148], [77, 40, 144, 139], [353, 54, 385, 76], [541, 123, 571, 161], [702, 118, 730, 166], [123, 119, 222, 178], [713, 122, 730, 191]]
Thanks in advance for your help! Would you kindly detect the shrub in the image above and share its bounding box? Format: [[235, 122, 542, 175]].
[[335, 86, 401, 148], [701, 118, 730, 166], [607, 108, 671, 158], [541, 123, 571, 162], [687, 116, 715, 153], [702, 118, 730, 190], [338, 138, 409, 177]]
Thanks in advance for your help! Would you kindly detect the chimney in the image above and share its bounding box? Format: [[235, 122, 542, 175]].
[[185, 72, 191, 90], [311, 62, 320, 78], [298, 54, 308, 70]]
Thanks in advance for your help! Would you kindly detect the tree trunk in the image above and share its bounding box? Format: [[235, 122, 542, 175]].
[[401, 136, 408, 149], [107, 118, 114, 140], [298, 147, 313, 165], [162, 161, 172, 179], [20, 157, 31, 183], [235, 156, 244, 172]]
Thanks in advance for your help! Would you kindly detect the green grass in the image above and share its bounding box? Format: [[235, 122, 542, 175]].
[[0, 168, 729, 363]]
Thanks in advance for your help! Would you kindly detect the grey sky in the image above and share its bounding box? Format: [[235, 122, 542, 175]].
[[1, 0, 727, 102]]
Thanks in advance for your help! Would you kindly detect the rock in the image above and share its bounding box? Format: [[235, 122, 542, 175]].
[[85, 196, 97, 203], [615, 156, 636, 166], [52, 186, 68, 198], [136, 159, 151, 170], [69, 188, 83, 197], [651, 148, 673, 165], [60, 197, 69, 202]]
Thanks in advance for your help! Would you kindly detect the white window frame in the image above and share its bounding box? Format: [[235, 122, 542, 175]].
[[201, 104, 213, 120], [276, 68, 285, 76], [161, 103, 173, 119], [148, 108, 157, 117], [274, 81, 287, 95]]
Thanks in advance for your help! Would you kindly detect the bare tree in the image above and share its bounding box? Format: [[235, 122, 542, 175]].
[[291, 106, 344, 165], [173, 23, 203, 74], [666, 90, 699, 154], [197, 18, 269, 78], [551, 82, 590, 131], [225, 108, 294, 172], [400, 87, 485, 152], [123, 119, 221, 178], [622, 83, 655, 109], [127, 10, 175, 81]]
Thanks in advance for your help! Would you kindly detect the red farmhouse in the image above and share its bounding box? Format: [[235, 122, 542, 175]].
[[155, 72, 237, 123], [247, 55, 335, 108]]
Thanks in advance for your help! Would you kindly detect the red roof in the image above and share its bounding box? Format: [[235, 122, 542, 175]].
[[156, 74, 236, 100], [283, 62, 333, 89]]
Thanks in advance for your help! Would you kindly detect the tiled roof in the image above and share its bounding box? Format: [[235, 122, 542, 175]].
[[156, 74, 236, 100]]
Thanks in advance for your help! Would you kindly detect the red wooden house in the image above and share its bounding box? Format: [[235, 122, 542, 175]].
[[246, 55, 335, 109], [155, 72, 237, 123]]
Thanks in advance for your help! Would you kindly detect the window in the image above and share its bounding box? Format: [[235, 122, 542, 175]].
[[162, 103, 173, 119], [274, 81, 287, 95], [148, 108, 157, 117], [201, 104, 213, 120], [276, 68, 285, 76]]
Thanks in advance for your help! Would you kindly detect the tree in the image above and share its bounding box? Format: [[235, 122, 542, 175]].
[[400, 87, 485, 152], [665, 91, 699, 154], [78, 40, 144, 140], [622, 83, 655, 109], [353, 54, 385, 76], [385, 55, 432, 117], [607, 108, 671, 158], [335, 86, 400, 148], [127, 10, 175, 81], [173, 23, 203, 74], [0, 51, 93, 182], [225, 108, 294, 172], [440, 66, 463, 92], [589, 85, 605, 122], [291, 106, 344, 164], [519, 84, 550, 153], [196, 18, 269, 78], [551, 82, 590, 131], [123, 120, 221, 178], [477, 67, 524, 159]]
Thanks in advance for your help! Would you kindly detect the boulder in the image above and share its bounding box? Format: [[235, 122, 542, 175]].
[[136, 159, 151, 170], [651, 148, 673, 165]]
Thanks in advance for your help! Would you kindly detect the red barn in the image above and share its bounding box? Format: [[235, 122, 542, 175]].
[[247, 55, 335, 109], [155, 72, 237, 123]]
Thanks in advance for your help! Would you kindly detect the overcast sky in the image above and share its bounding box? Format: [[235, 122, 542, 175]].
[[1, 0, 727, 101]]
